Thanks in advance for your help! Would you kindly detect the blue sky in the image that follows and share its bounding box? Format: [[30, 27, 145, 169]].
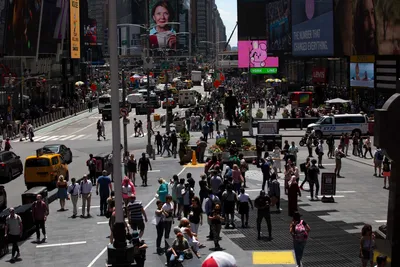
[[215, 0, 237, 47]]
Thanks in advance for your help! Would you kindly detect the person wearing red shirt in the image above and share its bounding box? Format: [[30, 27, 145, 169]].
[[32, 194, 49, 243]]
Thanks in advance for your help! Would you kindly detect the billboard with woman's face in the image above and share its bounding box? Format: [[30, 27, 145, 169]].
[[148, 0, 178, 50]]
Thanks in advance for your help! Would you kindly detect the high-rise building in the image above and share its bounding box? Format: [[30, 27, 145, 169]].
[[194, 0, 226, 58]]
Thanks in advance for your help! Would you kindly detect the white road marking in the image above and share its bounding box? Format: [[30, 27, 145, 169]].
[[88, 165, 187, 267], [69, 121, 98, 135], [245, 189, 263, 192], [37, 241, 87, 248], [60, 135, 76, 140], [56, 135, 68, 140], [148, 170, 160, 173], [79, 205, 100, 209], [44, 136, 60, 141], [306, 195, 345, 198], [40, 136, 58, 141], [70, 134, 85, 140], [336, 191, 356, 193], [130, 132, 148, 138], [33, 136, 49, 141], [375, 220, 387, 223]]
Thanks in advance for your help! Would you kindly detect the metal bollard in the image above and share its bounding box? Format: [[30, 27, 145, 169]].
[[152, 149, 156, 160]]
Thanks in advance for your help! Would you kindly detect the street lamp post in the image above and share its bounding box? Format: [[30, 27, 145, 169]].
[[121, 69, 129, 154], [107, 0, 134, 265]]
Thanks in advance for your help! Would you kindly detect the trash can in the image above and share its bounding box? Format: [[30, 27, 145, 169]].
[[257, 134, 283, 151], [21, 186, 48, 206], [153, 114, 160, 121]]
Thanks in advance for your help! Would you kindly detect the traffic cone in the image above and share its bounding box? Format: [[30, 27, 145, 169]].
[[191, 150, 197, 165]]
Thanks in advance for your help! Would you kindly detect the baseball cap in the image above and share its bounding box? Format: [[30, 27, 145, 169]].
[[202, 252, 236, 267]]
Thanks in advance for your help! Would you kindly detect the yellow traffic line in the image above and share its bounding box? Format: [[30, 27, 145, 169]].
[[184, 163, 206, 168], [253, 251, 295, 265]]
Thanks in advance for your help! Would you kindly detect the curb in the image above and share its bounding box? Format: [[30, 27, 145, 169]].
[[344, 157, 374, 167]]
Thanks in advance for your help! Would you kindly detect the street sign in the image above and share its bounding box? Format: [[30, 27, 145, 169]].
[[250, 67, 278, 75], [321, 173, 337, 196], [123, 118, 130, 125], [120, 108, 128, 116]]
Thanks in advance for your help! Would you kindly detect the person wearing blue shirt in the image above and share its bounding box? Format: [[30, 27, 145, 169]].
[[96, 170, 113, 216], [157, 178, 169, 203]]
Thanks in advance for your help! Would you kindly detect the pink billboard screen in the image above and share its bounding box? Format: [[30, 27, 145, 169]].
[[238, 40, 279, 68]]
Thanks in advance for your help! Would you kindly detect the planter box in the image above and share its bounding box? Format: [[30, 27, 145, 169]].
[[240, 122, 250, 131]]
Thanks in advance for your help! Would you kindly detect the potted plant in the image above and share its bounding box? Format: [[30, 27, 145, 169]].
[[240, 109, 250, 130], [256, 109, 264, 119]]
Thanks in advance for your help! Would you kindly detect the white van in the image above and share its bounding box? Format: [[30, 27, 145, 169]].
[[179, 89, 196, 108], [307, 114, 369, 138], [127, 93, 144, 108]]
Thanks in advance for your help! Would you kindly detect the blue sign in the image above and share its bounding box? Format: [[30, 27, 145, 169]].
[[291, 0, 334, 56]]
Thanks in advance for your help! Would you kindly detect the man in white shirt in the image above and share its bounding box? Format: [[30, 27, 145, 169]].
[[5, 208, 22, 261], [288, 141, 299, 165], [80, 175, 93, 218], [68, 178, 80, 218]]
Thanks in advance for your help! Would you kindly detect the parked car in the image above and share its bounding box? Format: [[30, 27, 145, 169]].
[[43, 144, 73, 164], [0, 186, 7, 212], [0, 151, 23, 182]]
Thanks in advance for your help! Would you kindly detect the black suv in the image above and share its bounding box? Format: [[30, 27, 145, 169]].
[[0, 151, 23, 182]]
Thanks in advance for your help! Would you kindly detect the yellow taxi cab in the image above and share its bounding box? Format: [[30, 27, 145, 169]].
[[184, 80, 193, 88], [24, 148, 69, 189]]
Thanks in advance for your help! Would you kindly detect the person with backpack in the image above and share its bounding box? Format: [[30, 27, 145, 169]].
[[86, 154, 97, 185], [204, 189, 220, 240], [290, 211, 310, 267], [373, 147, 384, 177]]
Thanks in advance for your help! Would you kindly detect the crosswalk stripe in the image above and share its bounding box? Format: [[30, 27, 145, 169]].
[[34, 136, 49, 141], [56, 135, 68, 140], [60, 135, 75, 141], [70, 134, 85, 140], [45, 136, 60, 141], [40, 136, 57, 141]]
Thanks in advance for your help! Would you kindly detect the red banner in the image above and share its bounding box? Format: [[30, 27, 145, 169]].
[[312, 68, 327, 83]]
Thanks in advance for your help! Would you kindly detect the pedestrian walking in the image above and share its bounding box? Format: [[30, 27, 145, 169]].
[[154, 200, 166, 254], [316, 140, 324, 168], [238, 187, 254, 228], [254, 190, 272, 240], [334, 145, 345, 178], [56, 175, 68, 211], [86, 154, 97, 185], [257, 158, 271, 192], [96, 170, 112, 216], [204, 190, 220, 240], [373, 147, 384, 177], [189, 196, 203, 234], [307, 159, 320, 201], [4, 138, 12, 151], [208, 204, 224, 250], [32, 194, 48, 243], [269, 173, 281, 212], [169, 175, 179, 216], [68, 178, 80, 218], [155, 131, 163, 155], [127, 195, 148, 238], [382, 157, 391, 189], [5, 207, 22, 262], [80, 175, 93, 218], [138, 153, 152, 186], [299, 158, 311, 190], [360, 224, 375, 267], [288, 176, 301, 217], [327, 134, 335, 158], [156, 178, 169, 203], [290, 211, 310, 267], [122, 177, 136, 207]]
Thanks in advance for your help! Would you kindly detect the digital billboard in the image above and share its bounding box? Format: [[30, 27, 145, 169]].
[[70, 0, 81, 58], [350, 63, 374, 88], [84, 19, 97, 46], [335, 0, 400, 56], [5, 0, 42, 56], [238, 40, 279, 68], [267, 0, 291, 51], [148, 0, 178, 50], [0, 0, 8, 54], [237, 0, 267, 40], [291, 0, 334, 56]]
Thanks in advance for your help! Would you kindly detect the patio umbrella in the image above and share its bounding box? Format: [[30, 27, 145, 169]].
[[75, 81, 84, 86], [265, 78, 275, 83], [325, 98, 352, 104], [274, 78, 282, 83], [133, 74, 141, 79], [241, 72, 247, 75]]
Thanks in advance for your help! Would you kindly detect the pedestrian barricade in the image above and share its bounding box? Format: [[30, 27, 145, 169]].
[[257, 134, 283, 151], [278, 118, 302, 129]]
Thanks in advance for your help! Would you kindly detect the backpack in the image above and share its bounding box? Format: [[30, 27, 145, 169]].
[[315, 146, 320, 155], [88, 159, 96, 171], [376, 151, 383, 161], [294, 220, 308, 241]]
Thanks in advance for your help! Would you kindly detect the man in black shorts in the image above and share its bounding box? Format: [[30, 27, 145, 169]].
[[138, 153, 152, 186], [127, 195, 148, 238]]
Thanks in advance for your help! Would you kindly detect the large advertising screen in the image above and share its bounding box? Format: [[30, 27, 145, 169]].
[[148, 0, 178, 50], [5, 0, 42, 56], [350, 63, 374, 88], [84, 19, 97, 46], [70, 0, 81, 58], [335, 0, 400, 56], [267, 0, 291, 51], [237, 0, 267, 40], [238, 40, 279, 68], [291, 0, 334, 56], [0, 0, 8, 54]]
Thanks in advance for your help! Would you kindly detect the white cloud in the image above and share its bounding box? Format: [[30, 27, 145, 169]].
[[215, 0, 238, 47]]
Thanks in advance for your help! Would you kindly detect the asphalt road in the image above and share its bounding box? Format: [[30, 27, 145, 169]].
[[3, 85, 207, 208]]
